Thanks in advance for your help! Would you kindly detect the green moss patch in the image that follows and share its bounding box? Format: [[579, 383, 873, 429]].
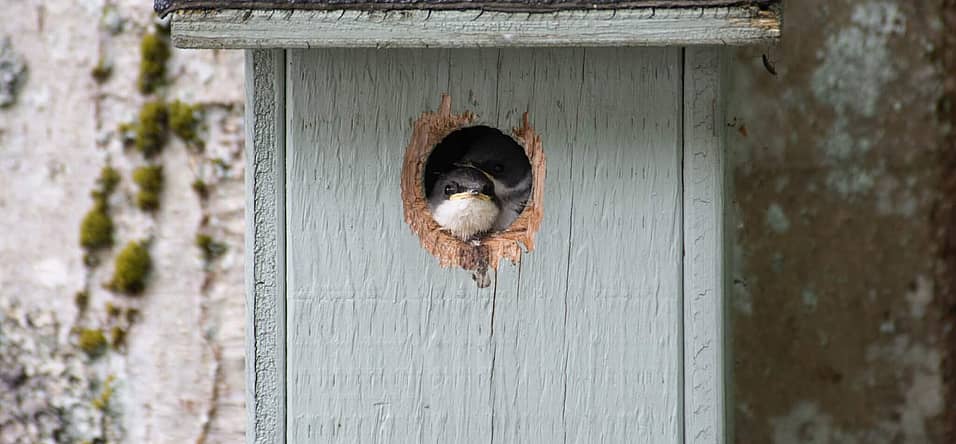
[[117, 121, 136, 147], [108, 241, 151, 295], [78, 328, 107, 358], [81, 166, 122, 253], [91, 375, 116, 411], [109, 326, 127, 351], [196, 234, 227, 262], [75, 291, 89, 310], [97, 166, 121, 195], [134, 101, 168, 157], [132, 165, 164, 211], [125, 308, 141, 324], [105, 302, 121, 318], [137, 33, 170, 95], [191, 178, 208, 199], [90, 165, 121, 206], [155, 19, 172, 37], [169, 100, 201, 144], [80, 207, 113, 251], [91, 59, 112, 84]]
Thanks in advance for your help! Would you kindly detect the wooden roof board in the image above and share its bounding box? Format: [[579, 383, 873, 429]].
[[169, 6, 780, 48], [164, 0, 781, 48], [156, 0, 778, 15]]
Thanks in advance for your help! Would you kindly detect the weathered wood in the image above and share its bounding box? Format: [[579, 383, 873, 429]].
[[170, 7, 781, 49], [563, 48, 683, 442], [244, 48, 286, 444], [488, 48, 582, 443], [486, 47, 684, 443], [682, 46, 731, 444], [285, 48, 498, 442], [284, 47, 685, 442], [157, 0, 779, 15]]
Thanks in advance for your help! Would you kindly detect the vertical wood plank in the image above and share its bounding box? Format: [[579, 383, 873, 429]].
[[487, 48, 582, 444], [285, 49, 496, 443], [245, 48, 286, 444], [443, 48, 504, 440], [562, 48, 684, 444], [683, 46, 730, 444], [488, 48, 684, 443]]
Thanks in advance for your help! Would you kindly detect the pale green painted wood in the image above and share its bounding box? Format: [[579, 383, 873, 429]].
[[170, 7, 781, 49], [286, 48, 496, 443], [285, 48, 684, 443], [682, 46, 731, 444], [561, 48, 683, 442], [488, 48, 583, 443], [244, 49, 286, 444]]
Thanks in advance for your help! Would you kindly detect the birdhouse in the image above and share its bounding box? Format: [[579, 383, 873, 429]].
[[159, 1, 780, 442]]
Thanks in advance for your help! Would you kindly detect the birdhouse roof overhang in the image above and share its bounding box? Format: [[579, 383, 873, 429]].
[[160, 0, 781, 48]]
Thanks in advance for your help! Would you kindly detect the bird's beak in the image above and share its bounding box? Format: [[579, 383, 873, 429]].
[[449, 191, 492, 202]]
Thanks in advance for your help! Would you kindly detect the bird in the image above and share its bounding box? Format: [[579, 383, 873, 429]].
[[453, 129, 532, 231], [428, 167, 500, 242]]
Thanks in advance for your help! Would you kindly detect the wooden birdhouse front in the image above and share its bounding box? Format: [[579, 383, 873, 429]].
[[160, 1, 780, 442]]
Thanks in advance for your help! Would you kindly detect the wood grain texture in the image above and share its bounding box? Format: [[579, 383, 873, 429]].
[[170, 7, 781, 49], [284, 48, 685, 443], [244, 49, 286, 444], [682, 46, 730, 444], [157, 0, 779, 15], [561, 48, 683, 443], [487, 48, 582, 444], [286, 48, 497, 443], [487, 48, 685, 443]]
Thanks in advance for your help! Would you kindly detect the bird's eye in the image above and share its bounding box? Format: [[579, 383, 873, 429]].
[[444, 184, 456, 196], [492, 163, 505, 174]]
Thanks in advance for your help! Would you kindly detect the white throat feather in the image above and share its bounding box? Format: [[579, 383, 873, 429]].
[[430, 197, 500, 240]]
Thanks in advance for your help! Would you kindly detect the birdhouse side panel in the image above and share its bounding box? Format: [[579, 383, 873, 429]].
[[245, 48, 287, 444], [683, 46, 731, 444]]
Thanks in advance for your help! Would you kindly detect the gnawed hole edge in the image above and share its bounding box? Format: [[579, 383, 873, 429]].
[[400, 94, 546, 272]]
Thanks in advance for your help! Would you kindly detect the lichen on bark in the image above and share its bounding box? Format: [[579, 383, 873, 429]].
[[0, 302, 115, 443]]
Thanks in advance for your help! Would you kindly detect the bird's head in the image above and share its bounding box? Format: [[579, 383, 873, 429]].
[[431, 167, 496, 203], [455, 133, 531, 189]]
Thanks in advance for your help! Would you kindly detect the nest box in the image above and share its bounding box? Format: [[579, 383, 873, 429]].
[[160, 0, 781, 442]]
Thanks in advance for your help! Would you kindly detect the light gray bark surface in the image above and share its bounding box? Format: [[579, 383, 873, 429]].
[[0, 2, 246, 443]]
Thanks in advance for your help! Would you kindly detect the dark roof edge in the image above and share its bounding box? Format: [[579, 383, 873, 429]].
[[156, 0, 779, 18]]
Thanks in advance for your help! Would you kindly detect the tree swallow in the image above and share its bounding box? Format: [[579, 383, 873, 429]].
[[454, 129, 532, 231], [428, 167, 500, 241]]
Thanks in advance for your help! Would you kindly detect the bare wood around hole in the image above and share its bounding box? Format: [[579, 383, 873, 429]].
[[400, 94, 546, 272]]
